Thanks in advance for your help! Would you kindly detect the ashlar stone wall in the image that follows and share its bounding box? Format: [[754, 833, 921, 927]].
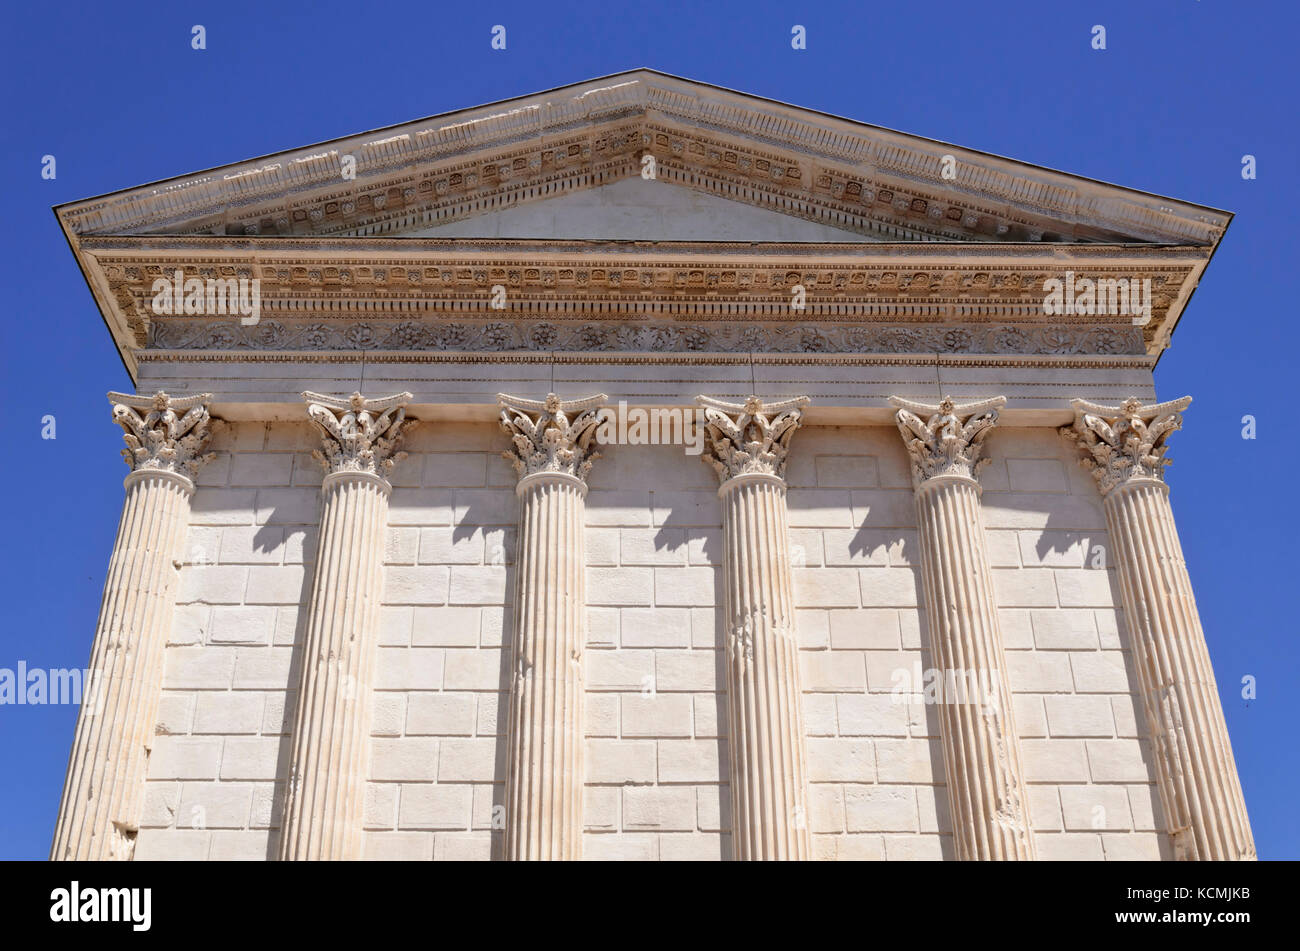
[[133, 418, 1166, 860]]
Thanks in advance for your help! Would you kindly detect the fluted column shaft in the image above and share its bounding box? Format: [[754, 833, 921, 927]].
[[1102, 483, 1253, 859], [504, 472, 588, 860], [279, 390, 414, 861], [52, 470, 195, 860], [497, 392, 605, 860], [52, 390, 214, 861], [913, 475, 1034, 859], [719, 472, 811, 860], [891, 395, 1034, 860], [696, 395, 811, 860], [1064, 397, 1254, 860], [279, 471, 390, 860]]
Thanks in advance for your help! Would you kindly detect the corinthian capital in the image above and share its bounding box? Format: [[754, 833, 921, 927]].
[[696, 395, 809, 484], [108, 390, 215, 480], [302, 391, 415, 477], [497, 392, 608, 482], [1060, 396, 1191, 496], [889, 395, 1006, 487]]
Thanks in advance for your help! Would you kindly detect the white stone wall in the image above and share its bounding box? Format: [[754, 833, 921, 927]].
[[406, 177, 879, 243], [135, 419, 1165, 860], [137, 420, 317, 861]]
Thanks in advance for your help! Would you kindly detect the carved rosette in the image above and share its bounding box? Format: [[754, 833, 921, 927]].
[[889, 396, 1006, 488], [1059, 397, 1190, 496], [302, 390, 415, 478], [497, 392, 608, 484], [696, 395, 809, 485], [109, 390, 215, 480]]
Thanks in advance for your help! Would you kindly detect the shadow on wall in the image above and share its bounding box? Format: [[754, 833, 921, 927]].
[[785, 473, 957, 859], [657, 471, 730, 858], [981, 427, 1113, 568], [707, 566, 731, 861], [264, 541, 314, 861], [455, 483, 517, 860], [485, 555, 516, 862], [651, 514, 721, 563]]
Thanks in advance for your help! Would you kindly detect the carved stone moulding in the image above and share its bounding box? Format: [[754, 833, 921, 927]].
[[148, 318, 1146, 356], [104, 257, 1189, 304], [100, 251, 1192, 358]]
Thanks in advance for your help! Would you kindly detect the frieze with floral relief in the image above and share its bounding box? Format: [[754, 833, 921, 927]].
[[148, 318, 1143, 355]]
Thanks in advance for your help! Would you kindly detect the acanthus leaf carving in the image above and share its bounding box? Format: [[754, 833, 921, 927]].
[[696, 395, 809, 484], [497, 392, 608, 483], [301, 390, 415, 477], [1060, 396, 1191, 495], [889, 395, 1006, 487], [108, 390, 216, 480]]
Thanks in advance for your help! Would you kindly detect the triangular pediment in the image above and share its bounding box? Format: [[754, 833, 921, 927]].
[[56, 70, 1232, 384], [56, 69, 1228, 247]]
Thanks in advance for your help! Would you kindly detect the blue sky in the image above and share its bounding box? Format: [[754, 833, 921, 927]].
[[1, 0, 1295, 860]]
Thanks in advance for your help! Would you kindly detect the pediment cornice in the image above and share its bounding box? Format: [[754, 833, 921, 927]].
[[56, 70, 1228, 248]]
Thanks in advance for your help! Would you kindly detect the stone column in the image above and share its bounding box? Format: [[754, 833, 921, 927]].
[[278, 391, 414, 861], [1062, 397, 1255, 860], [498, 392, 607, 861], [51, 391, 215, 861], [696, 395, 811, 860], [889, 396, 1035, 860]]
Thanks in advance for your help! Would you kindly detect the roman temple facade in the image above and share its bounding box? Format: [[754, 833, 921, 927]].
[[50, 71, 1253, 861]]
